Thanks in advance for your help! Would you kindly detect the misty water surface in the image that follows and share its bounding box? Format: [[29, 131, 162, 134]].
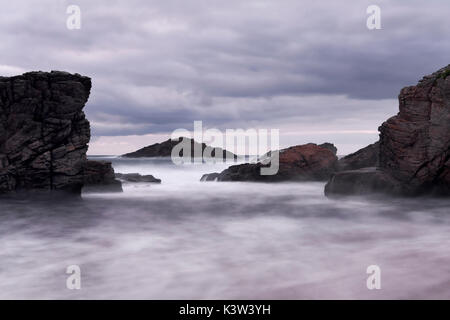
[[0, 157, 449, 299]]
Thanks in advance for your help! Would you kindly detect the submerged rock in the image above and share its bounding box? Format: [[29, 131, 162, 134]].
[[115, 173, 161, 183], [0, 71, 91, 194], [202, 143, 337, 182], [324, 167, 402, 196], [83, 160, 123, 193], [326, 65, 450, 196], [200, 172, 220, 181]]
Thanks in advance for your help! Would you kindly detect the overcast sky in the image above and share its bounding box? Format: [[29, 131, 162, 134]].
[[1, 0, 449, 155]]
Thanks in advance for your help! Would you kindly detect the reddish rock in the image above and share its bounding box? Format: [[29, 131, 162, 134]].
[[318, 142, 338, 155], [276, 143, 338, 180], [202, 143, 338, 182]]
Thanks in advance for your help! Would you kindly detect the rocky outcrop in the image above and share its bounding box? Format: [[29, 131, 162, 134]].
[[326, 65, 450, 196], [319, 143, 338, 155], [0, 71, 91, 194], [337, 141, 379, 171], [115, 173, 161, 183], [82, 160, 123, 193], [122, 137, 237, 159], [201, 143, 337, 182]]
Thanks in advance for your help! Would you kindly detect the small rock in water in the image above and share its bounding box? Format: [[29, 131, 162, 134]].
[[200, 173, 220, 181], [115, 173, 161, 183]]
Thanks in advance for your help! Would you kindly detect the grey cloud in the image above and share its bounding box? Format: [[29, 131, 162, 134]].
[[0, 0, 449, 150]]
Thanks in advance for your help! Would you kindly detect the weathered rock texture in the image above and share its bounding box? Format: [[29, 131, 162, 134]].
[[0, 71, 91, 194], [123, 137, 237, 159], [202, 143, 337, 182], [83, 160, 123, 193], [326, 65, 450, 196], [379, 67, 450, 195]]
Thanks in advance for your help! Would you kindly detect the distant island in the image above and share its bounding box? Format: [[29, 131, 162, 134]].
[[122, 137, 238, 159]]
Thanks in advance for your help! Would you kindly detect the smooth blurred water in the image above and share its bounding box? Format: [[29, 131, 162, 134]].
[[0, 156, 449, 299]]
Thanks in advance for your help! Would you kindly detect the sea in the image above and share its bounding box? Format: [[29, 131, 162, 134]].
[[0, 156, 449, 299]]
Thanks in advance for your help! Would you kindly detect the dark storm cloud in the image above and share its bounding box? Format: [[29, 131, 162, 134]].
[[0, 0, 449, 139]]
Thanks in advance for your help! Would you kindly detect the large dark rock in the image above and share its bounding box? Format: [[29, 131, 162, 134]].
[[337, 141, 379, 171], [202, 143, 337, 182], [115, 173, 161, 183], [325, 167, 402, 196], [122, 137, 237, 159], [379, 66, 450, 195], [0, 71, 91, 194], [83, 160, 123, 193], [326, 65, 450, 196]]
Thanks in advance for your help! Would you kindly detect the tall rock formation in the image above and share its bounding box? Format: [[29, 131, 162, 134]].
[[326, 65, 450, 196], [378, 67, 450, 194], [0, 71, 92, 194]]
